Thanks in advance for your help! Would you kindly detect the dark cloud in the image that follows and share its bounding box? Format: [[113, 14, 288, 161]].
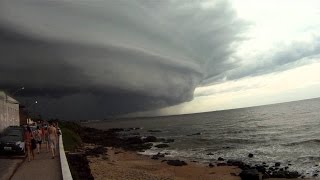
[[0, 0, 246, 119]]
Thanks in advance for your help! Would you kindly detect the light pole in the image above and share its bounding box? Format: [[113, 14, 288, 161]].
[[11, 87, 25, 96]]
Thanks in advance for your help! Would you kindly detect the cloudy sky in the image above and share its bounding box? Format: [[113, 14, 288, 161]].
[[0, 0, 319, 120]]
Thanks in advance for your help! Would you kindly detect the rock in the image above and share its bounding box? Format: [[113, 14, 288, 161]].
[[167, 160, 187, 166], [239, 169, 260, 180], [85, 146, 107, 156], [271, 171, 300, 178], [163, 139, 175, 143], [187, 132, 201, 136], [155, 144, 169, 148], [227, 160, 245, 167], [209, 163, 215, 168], [248, 153, 254, 158], [148, 130, 161, 133], [275, 162, 281, 167], [151, 152, 165, 160], [144, 136, 157, 142], [126, 136, 143, 144], [207, 152, 214, 155], [313, 174, 318, 177], [255, 165, 266, 173], [151, 156, 159, 160], [218, 157, 224, 161], [217, 163, 227, 166]]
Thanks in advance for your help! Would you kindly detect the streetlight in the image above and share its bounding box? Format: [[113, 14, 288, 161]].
[[12, 87, 25, 96]]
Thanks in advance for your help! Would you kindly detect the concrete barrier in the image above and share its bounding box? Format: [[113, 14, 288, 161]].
[[59, 134, 73, 180]]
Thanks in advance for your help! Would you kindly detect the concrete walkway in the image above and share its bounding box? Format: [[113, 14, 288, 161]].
[[11, 147, 62, 180]]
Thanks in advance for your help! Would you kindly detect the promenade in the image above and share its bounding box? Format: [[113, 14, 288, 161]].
[[11, 148, 62, 180]]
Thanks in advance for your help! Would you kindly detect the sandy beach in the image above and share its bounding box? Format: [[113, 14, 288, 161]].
[[87, 146, 241, 180]]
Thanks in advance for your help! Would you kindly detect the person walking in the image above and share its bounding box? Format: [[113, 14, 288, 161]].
[[34, 126, 43, 154], [48, 122, 58, 159], [24, 126, 35, 162], [43, 125, 49, 152]]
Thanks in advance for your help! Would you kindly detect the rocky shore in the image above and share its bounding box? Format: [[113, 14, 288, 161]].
[[66, 125, 312, 180]]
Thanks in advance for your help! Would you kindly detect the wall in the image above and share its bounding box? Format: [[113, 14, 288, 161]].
[[0, 92, 20, 133]]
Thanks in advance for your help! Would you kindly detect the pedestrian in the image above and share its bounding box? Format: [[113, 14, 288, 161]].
[[35, 126, 42, 154], [48, 122, 58, 159], [43, 125, 49, 152], [24, 126, 35, 162]]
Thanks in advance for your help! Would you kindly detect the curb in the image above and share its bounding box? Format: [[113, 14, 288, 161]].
[[59, 134, 73, 180]]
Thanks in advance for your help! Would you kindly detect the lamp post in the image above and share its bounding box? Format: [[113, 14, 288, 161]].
[[11, 87, 25, 96]]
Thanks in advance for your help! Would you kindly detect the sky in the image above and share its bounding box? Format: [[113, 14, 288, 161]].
[[0, 0, 319, 120]]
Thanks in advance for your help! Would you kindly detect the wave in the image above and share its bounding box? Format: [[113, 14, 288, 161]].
[[284, 139, 320, 146]]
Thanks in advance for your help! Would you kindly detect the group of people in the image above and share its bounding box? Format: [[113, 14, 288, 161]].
[[24, 121, 60, 162]]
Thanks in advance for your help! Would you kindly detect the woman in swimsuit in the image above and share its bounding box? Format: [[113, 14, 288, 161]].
[[24, 126, 35, 162]]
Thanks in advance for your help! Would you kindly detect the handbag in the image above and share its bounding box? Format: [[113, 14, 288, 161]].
[[31, 139, 37, 150]]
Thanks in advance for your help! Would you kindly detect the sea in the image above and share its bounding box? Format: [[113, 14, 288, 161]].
[[86, 97, 320, 176]]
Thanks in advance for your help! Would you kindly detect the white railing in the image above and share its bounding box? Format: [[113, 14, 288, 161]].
[[59, 134, 73, 180]]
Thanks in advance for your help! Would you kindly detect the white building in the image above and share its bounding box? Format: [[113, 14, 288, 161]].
[[0, 91, 20, 133]]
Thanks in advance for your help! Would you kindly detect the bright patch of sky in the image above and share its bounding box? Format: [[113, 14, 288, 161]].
[[132, 0, 320, 117]]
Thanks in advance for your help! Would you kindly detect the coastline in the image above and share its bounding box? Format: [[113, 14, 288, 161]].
[[87, 145, 241, 180], [61, 122, 310, 180]]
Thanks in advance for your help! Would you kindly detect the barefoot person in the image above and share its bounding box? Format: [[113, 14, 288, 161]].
[[48, 122, 58, 159], [34, 126, 42, 154], [24, 126, 35, 162]]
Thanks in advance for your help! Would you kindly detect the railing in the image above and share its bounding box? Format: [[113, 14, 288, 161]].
[[59, 134, 73, 180]]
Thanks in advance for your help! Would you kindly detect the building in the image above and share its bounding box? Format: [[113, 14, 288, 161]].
[[0, 91, 20, 133]]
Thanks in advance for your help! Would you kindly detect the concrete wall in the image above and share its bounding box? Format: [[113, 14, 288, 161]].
[[0, 92, 20, 133]]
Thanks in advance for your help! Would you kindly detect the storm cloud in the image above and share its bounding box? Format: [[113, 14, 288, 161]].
[[0, 0, 248, 119]]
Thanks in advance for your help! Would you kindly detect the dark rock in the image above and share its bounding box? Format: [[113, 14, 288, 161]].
[[151, 156, 159, 160], [161, 160, 167, 162], [313, 174, 318, 177], [218, 157, 224, 161], [262, 162, 266, 165], [209, 163, 214, 168], [155, 144, 169, 148], [151, 152, 165, 160], [167, 160, 187, 166], [239, 169, 260, 180], [217, 163, 227, 166], [187, 132, 201, 136], [271, 171, 300, 178], [163, 139, 175, 143], [126, 136, 143, 144], [227, 160, 245, 167], [255, 165, 266, 173], [206, 152, 214, 155], [248, 153, 254, 158], [85, 146, 107, 156], [223, 146, 230, 149], [148, 130, 161, 133], [275, 162, 281, 167], [288, 163, 292, 166], [144, 136, 157, 142]]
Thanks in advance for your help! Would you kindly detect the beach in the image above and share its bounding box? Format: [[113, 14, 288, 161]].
[[87, 145, 241, 180]]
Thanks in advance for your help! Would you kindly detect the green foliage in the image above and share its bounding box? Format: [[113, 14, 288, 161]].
[[59, 121, 82, 152]]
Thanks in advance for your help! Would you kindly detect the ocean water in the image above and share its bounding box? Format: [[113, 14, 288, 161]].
[[87, 97, 320, 176]]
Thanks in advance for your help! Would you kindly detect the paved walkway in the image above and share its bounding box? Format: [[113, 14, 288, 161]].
[[11, 147, 62, 180], [0, 158, 23, 180]]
